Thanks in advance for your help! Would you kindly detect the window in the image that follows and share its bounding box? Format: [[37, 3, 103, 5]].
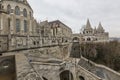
[[29, 11, 31, 18], [33, 41, 36, 45], [8, 18, 11, 30], [16, 19, 20, 32], [0, 4, 2, 9], [7, 5, 11, 14], [15, 6, 20, 15], [24, 20, 27, 32], [23, 8, 27, 17]]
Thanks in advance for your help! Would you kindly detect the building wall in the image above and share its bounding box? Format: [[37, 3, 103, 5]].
[[0, 0, 42, 51]]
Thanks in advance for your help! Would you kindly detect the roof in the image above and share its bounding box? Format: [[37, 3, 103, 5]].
[[48, 20, 72, 31], [85, 19, 93, 30], [97, 22, 104, 32]]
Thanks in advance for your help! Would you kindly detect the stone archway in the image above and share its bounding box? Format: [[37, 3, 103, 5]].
[[72, 37, 79, 42], [60, 70, 74, 80], [79, 76, 85, 80], [87, 37, 91, 41], [42, 76, 48, 80], [70, 41, 81, 58]]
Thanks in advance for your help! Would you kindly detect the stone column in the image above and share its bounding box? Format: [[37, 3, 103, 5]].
[[29, 20, 32, 35], [10, 13, 14, 34], [20, 16, 24, 35], [0, 14, 3, 31]]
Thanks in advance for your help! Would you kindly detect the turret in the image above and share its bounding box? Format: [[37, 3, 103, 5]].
[[85, 19, 93, 30], [94, 27, 97, 34], [97, 22, 105, 33], [81, 19, 93, 35]]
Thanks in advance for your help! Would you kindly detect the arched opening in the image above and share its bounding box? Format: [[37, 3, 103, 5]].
[[79, 76, 85, 80], [60, 70, 73, 80], [72, 37, 79, 42], [42, 76, 48, 80], [15, 6, 20, 15], [87, 37, 91, 41], [23, 8, 27, 17], [70, 38, 81, 58], [7, 5, 11, 14]]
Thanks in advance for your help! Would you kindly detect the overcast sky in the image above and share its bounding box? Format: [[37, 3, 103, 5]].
[[28, 0, 120, 37]]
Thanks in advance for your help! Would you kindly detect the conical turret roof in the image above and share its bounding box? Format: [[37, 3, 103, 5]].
[[97, 22, 104, 32], [85, 19, 93, 30]]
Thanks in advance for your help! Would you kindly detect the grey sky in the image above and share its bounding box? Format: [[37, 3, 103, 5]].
[[28, 0, 120, 37]]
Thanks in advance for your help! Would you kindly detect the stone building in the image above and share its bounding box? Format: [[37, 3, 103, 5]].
[[39, 20, 73, 46], [0, 1, 120, 80], [0, 0, 41, 51], [73, 19, 109, 43], [49, 20, 72, 45], [40, 20, 52, 46], [0, 0, 72, 52]]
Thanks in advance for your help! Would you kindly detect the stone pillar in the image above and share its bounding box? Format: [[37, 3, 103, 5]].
[[0, 14, 3, 31], [10, 13, 14, 34], [29, 20, 32, 35], [20, 16, 24, 35]]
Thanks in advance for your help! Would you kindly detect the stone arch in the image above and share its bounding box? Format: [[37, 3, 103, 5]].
[[15, 6, 20, 15], [7, 4, 11, 14], [42, 76, 48, 80], [23, 8, 27, 17], [70, 41, 81, 58], [87, 37, 91, 41], [60, 70, 74, 80], [72, 37, 79, 42], [79, 76, 85, 80]]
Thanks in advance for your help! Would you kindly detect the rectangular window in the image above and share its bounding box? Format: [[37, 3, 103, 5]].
[[16, 19, 20, 32], [24, 20, 27, 32]]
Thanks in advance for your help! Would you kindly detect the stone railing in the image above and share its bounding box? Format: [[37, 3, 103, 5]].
[[77, 65, 103, 80], [78, 57, 120, 80]]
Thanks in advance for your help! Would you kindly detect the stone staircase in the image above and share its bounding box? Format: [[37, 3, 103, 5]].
[[16, 53, 43, 80], [78, 57, 120, 80]]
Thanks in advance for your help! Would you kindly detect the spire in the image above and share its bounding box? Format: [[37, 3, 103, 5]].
[[94, 27, 97, 33], [85, 19, 92, 29], [97, 22, 105, 33]]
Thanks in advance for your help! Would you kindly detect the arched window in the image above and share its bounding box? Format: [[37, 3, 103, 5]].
[[7, 5, 11, 14], [87, 37, 91, 41], [16, 19, 20, 32], [15, 6, 20, 15], [24, 20, 27, 32], [23, 8, 27, 17]]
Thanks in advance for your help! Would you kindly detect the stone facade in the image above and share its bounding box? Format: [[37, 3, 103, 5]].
[[0, 0, 118, 80], [0, 0, 72, 52], [73, 19, 109, 43], [0, 0, 39, 51]]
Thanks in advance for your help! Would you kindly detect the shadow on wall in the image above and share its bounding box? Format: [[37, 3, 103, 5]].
[[60, 70, 74, 80], [0, 55, 16, 80], [79, 76, 85, 80], [70, 42, 81, 58]]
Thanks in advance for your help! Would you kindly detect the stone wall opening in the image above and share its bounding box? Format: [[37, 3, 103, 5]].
[[79, 76, 85, 80], [42, 76, 48, 80], [60, 70, 73, 80], [70, 41, 81, 58], [0, 55, 16, 80], [72, 37, 79, 42]]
